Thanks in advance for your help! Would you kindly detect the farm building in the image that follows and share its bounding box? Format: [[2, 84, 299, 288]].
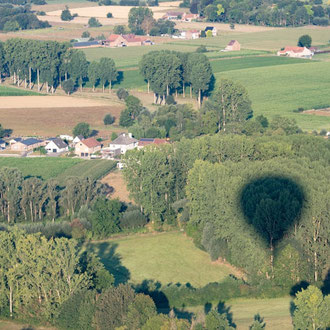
[[0, 139, 5, 150], [73, 40, 100, 49], [181, 13, 199, 21], [277, 46, 314, 59], [106, 34, 152, 47], [11, 138, 44, 152], [180, 30, 200, 39], [162, 11, 184, 20], [204, 26, 217, 37], [109, 133, 138, 154], [45, 138, 68, 153], [75, 137, 101, 158], [138, 138, 170, 149], [225, 40, 240, 51]]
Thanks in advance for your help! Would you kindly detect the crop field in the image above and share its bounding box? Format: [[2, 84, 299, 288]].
[[88, 231, 233, 287], [0, 105, 123, 136], [0, 85, 40, 96], [219, 61, 330, 131], [0, 158, 116, 183]]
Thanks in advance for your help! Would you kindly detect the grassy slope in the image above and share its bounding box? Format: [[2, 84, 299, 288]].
[[0, 85, 40, 96], [218, 61, 330, 131], [88, 231, 231, 287], [0, 158, 115, 182]]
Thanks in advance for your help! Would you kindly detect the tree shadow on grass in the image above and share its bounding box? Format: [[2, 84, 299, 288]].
[[89, 242, 130, 285]]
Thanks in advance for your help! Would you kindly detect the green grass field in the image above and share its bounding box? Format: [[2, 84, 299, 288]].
[[0, 158, 115, 183], [0, 85, 40, 96], [88, 231, 232, 287]]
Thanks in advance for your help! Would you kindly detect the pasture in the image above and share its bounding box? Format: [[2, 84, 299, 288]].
[[88, 231, 234, 287], [0, 85, 40, 96], [0, 158, 116, 183]]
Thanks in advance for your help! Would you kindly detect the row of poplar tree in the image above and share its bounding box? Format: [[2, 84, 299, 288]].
[[0, 38, 118, 93], [0, 167, 107, 223], [123, 134, 330, 284], [139, 50, 213, 107]]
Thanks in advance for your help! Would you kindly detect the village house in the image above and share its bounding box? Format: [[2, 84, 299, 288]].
[[106, 34, 152, 47], [45, 138, 68, 154], [0, 139, 5, 150], [225, 40, 241, 51], [73, 135, 84, 145], [162, 11, 184, 20], [181, 13, 199, 21], [204, 26, 217, 37], [10, 138, 44, 152], [75, 137, 101, 158], [137, 138, 169, 149], [9, 137, 22, 146], [277, 46, 314, 59], [109, 133, 138, 154], [180, 30, 200, 39]]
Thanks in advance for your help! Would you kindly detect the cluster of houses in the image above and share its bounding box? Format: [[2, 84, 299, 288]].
[[162, 11, 199, 22], [1, 133, 169, 160]]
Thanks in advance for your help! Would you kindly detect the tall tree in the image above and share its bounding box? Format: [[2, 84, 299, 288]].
[[98, 57, 117, 92]]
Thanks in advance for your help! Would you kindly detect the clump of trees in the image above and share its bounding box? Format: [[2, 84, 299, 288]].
[[0, 4, 50, 31], [298, 34, 312, 47], [0, 39, 118, 94], [190, 0, 330, 26], [140, 50, 213, 107]]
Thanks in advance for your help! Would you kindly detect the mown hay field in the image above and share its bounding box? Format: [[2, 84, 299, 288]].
[[88, 231, 232, 287], [0, 158, 116, 183]]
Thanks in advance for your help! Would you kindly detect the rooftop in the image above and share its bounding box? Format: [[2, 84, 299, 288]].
[[49, 138, 68, 149], [21, 138, 42, 146], [81, 137, 101, 148], [112, 133, 138, 145]]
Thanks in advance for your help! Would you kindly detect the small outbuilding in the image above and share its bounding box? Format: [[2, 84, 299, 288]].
[[225, 40, 240, 51]]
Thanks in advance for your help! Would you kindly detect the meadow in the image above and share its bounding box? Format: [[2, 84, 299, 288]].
[[88, 231, 233, 287], [0, 158, 115, 183], [0, 85, 40, 96]]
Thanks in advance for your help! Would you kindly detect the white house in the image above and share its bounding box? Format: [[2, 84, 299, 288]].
[[109, 133, 138, 154], [45, 138, 68, 153], [73, 135, 84, 144], [60, 134, 74, 141], [205, 26, 217, 37], [180, 30, 200, 39], [277, 46, 314, 59], [0, 139, 6, 150]]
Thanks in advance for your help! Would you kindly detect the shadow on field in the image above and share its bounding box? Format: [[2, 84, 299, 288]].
[[90, 242, 130, 285]]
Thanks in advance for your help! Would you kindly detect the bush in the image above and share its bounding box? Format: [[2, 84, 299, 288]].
[[166, 94, 176, 105], [81, 31, 90, 38], [313, 17, 329, 25], [319, 129, 327, 136], [103, 114, 115, 125], [196, 45, 207, 53], [88, 17, 102, 27], [107, 12, 113, 18], [120, 209, 148, 230], [56, 290, 96, 330], [62, 79, 75, 95], [73, 122, 91, 138], [113, 25, 127, 34], [298, 34, 312, 47], [61, 6, 73, 21], [117, 88, 129, 100]]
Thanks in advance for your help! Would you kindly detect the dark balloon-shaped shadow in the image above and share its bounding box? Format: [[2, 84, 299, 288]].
[[240, 176, 305, 249]]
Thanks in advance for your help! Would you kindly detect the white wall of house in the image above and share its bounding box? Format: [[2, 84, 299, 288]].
[[45, 141, 68, 153], [109, 142, 138, 154]]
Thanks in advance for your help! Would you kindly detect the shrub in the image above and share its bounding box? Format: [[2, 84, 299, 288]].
[[88, 17, 102, 27], [107, 12, 113, 18], [117, 88, 129, 100], [120, 209, 147, 230], [62, 79, 75, 95], [103, 114, 115, 125], [298, 34, 312, 47], [113, 25, 127, 34], [166, 94, 176, 105], [82, 31, 90, 38], [319, 129, 327, 136], [61, 6, 73, 21], [73, 122, 91, 138], [196, 45, 207, 53]]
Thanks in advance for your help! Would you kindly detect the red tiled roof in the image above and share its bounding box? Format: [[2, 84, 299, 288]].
[[107, 34, 120, 42], [123, 34, 146, 43], [279, 46, 305, 53], [153, 138, 169, 144], [82, 137, 101, 148]]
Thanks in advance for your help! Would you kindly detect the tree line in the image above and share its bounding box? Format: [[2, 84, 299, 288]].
[[0, 3, 49, 32], [123, 133, 330, 285], [140, 50, 213, 107], [0, 167, 106, 223], [186, 0, 330, 26], [0, 38, 118, 95]]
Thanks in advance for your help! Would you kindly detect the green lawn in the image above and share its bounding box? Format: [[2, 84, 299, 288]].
[[87, 231, 232, 287], [0, 158, 115, 183], [218, 61, 330, 131], [0, 85, 40, 96]]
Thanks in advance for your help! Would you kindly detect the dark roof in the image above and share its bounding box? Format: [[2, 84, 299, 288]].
[[11, 137, 22, 142], [0, 139, 5, 145], [49, 138, 67, 149], [112, 133, 137, 145], [205, 26, 215, 31], [228, 40, 237, 46], [140, 138, 155, 142], [21, 138, 42, 146], [73, 41, 99, 48]]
